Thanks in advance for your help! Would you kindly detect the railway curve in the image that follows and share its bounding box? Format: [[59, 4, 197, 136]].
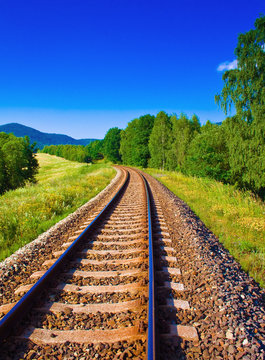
[[1, 167, 197, 359], [1, 166, 264, 359]]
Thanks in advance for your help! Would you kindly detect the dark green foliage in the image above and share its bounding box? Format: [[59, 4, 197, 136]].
[[0, 132, 39, 194], [222, 115, 265, 195], [215, 15, 265, 123], [22, 136, 39, 183], [120, 122, 136, 165], [103, 127, 122, 163], [42, 144, 92, 163], [117, 17, 265, 195], [86, 140, 104, 161], [148, 111, 172, 170], [215, 15, 265, 196], [0, 148, 7, 193], [183, 123, 231, 182], [120, 114, 155, 167], [167, 114, 200, 170]]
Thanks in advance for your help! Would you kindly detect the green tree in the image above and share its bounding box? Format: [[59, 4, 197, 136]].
[[120, 114, 155, 167], [22, 136, 39, 183], [215, 15, 265, 122], [184, 123, 231, 182], [148, 111, 171, 170], [0, 133, 39, 193], [0, 133, 9, 194], [167, 113, 200, 170], [222, 115, 265, 195], [42, 144, 93, 163], [120, 120, 137, 165], [2, 137, 27, 189], [86, 140, 104, 161], [103, 127, 122, 163], [215, 15, 265, 195], [0, 148, 7, 194], [133, 114, 155, 167]]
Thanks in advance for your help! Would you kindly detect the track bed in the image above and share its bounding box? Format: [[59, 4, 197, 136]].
[[0, 167, 264, 359]]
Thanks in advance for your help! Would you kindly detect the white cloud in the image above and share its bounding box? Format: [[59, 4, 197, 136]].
[[217, 59, 238, 72]]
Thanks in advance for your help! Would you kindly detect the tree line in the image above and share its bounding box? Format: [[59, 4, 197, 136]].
[[104, 102, 264, 196], [112, 111, 228, 179], [42, 140, 104, 163], [43, 15, 265, 197], [0, 133, 39, 195], [104, 16, 265, 197], [41, 127, 124, 164]]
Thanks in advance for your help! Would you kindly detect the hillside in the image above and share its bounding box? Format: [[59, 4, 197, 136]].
[[0, 123, 98, 149]]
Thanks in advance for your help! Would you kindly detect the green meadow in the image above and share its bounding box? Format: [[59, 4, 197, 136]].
[[0, 154, 115, 261], [145, 169, 265, 288]]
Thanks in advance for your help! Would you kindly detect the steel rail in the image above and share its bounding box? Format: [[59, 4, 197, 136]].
[[140, 173, 156, 360], [0, 168, 129, 341]]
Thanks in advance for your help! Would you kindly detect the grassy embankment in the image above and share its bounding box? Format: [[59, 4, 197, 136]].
[[145, 169, 265, 288], [0, 154, 116, 261]]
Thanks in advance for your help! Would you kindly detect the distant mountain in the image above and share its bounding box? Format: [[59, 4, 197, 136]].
[[0, 123, 98, 149]]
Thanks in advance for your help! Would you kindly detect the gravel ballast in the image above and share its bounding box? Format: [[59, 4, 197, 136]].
[[1, 167, 265, 359], [0, 168, 123, 307], [143, 170, 265, 359]]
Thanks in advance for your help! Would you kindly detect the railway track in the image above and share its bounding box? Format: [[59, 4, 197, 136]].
[[0, 167, 198, 359]]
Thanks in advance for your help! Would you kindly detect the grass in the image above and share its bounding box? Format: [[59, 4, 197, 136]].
[[0, 154, 116, 261], [145, 168, 265, 288]]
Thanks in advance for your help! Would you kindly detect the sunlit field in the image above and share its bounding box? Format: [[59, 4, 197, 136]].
[[145, 169, 265, 288], [0, 154, 115, 261]]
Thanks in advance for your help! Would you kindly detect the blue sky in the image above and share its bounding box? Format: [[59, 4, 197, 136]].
[[0, 0, 264, 139]]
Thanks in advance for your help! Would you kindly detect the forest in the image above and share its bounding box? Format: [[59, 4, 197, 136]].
[[42, 16, 265, 198], [2, 15, 264, 198], [110, 15, 265, 198], [42, 140, 104, 163], [0, 133, 38, 194], [41, 128, 121, 164], [119, 111, 264, 197]]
